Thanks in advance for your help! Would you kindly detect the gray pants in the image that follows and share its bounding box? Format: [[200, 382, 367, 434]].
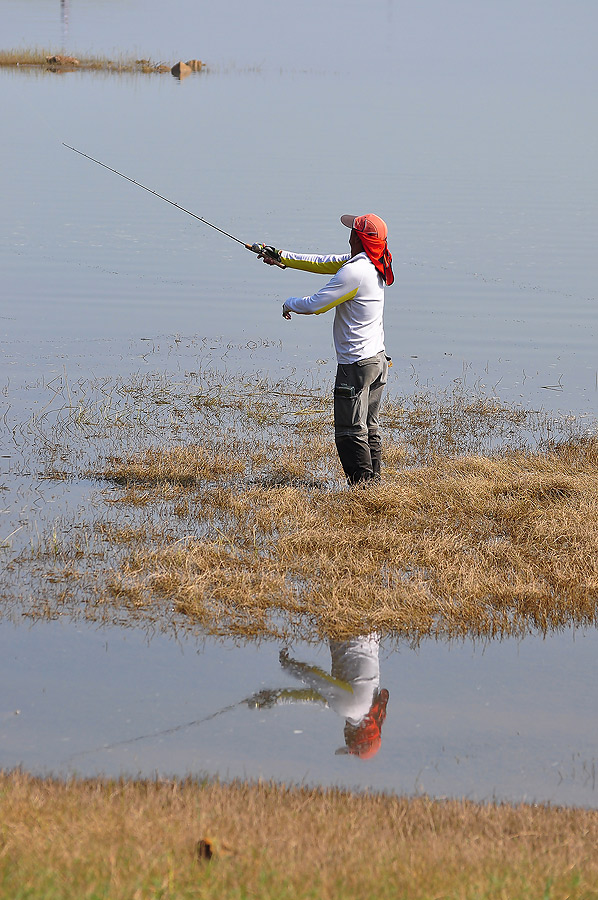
[[333, 351, 388, 484]]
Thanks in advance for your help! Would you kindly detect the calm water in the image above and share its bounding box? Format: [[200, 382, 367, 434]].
[[2, 2, 597, 411], [2, 620, 598, 808], [1, 0, 598, 805]]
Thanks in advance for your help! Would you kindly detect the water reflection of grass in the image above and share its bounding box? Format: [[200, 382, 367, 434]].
[[2, 365, 596, 643], [2, 769, 598, 899]]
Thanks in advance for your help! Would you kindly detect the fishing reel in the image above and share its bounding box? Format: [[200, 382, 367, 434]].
[[247, 243, 287, 269], [246, 689, 283, 709]]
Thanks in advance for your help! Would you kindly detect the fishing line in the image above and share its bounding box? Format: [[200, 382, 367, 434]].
[[67, 699, 245, 762], [62, 143, 286, 266]]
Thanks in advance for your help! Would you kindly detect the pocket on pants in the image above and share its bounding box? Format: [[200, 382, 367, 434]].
[[380, 357, 389, 385], [355, 356, 381, 367], [334, 389, 362, 430]]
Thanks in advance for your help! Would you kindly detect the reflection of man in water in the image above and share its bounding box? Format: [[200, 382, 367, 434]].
[[249, 636, 389, 759]]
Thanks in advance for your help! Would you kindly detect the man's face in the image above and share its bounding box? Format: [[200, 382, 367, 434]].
[[349, 229, 364, 256]]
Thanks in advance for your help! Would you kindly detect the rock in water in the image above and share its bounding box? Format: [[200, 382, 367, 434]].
[[171, 61, 192, 78], [46, 55, 80, 66]]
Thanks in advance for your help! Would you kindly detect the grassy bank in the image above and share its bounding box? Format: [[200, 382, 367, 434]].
[[1, 770, 597, 900]]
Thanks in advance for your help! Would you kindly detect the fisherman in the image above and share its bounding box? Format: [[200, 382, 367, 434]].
[[259, 215, 394, 484]]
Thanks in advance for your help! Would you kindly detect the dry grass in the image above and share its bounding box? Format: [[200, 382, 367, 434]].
[[3, 365, 596, 642], [0, 48, 190, 74], [93, 437, 598, 641], [6, 436, 598, 643], [2, 769, 598, 899]]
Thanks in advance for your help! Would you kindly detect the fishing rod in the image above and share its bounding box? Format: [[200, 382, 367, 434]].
[[62, 143, 285, 267]]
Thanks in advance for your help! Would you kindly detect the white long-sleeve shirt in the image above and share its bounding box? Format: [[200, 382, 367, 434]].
[[280, 250, 386, 365]]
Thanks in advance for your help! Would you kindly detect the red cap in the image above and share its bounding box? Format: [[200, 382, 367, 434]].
[[341, 214, 388, 240], [340, 214, 394, 286]]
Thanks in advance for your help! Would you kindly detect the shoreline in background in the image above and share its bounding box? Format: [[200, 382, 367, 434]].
[[0, 49, 205, 76]]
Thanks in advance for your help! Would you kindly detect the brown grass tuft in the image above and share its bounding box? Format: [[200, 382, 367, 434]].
[[96, 437, 598, 641]]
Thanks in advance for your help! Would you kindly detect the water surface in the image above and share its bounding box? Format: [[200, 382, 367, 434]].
[[2, 619, 598, 808], [1, 0, 598, 804]]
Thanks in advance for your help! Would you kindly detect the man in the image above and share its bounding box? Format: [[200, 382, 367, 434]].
[[259, 214, 394, 484]]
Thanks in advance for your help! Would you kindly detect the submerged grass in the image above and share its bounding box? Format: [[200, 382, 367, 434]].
[[2, 769, 598, 900], [3, 363, 597, 643]]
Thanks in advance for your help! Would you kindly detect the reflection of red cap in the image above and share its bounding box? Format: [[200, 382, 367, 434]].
[[337, 689, 389, 760], [340, 214, 394, 286]]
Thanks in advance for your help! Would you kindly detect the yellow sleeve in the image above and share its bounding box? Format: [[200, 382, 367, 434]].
[[280, 251, 349, 275]]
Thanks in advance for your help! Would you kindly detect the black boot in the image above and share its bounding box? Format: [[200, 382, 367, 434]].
[[335, 436, 373, 484], [370, 447, 382, 483]]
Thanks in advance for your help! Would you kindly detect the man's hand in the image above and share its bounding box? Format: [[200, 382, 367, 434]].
[[257, 245, 282, 265], [246, 689, 281, 709], [246, 243, 286, 268], [282, 303, 292, 319]]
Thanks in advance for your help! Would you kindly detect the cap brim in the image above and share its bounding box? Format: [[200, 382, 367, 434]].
[[340, 215, 356, 229]]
